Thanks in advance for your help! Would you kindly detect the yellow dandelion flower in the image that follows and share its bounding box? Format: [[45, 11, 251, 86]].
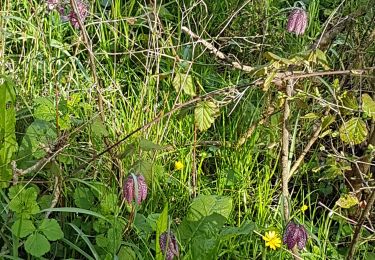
[[175, 161, 184, 170], [301, 204, 308, 213], [263, 231, 281, 250]]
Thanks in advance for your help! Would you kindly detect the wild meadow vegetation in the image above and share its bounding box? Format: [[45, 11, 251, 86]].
[[0, 0, 374, 259]]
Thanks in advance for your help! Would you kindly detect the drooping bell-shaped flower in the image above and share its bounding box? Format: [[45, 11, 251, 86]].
[[159, 231, 179, 260], [68, 0, 89, 29], [123, 174, 148, 205], [283, 221, 308, 250], [46, 0, 60, 10], [287, 8, 308, 35]]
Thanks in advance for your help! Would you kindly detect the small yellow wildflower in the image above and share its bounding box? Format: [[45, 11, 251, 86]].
[[263, 231, 281, 250], [175, 161, 184, 170], [301, 204, 308, 213]]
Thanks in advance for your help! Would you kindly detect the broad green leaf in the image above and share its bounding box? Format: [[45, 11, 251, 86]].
[[321, 115, 335, 130], [220, 221, 255, 238], [187, 195, 233, 221], [139, 138, 163, 151], [156, 204, 168, 260], [100, 192, 119, 215], [0, 76, 17, 189], [173, 72, 196, 96], [8, 186, 40, 218], [91, 118, 108, 137], [118, 246, 137, 260], [178, 213, 226, 259], [132, 159, 153, 183], [340, 91, 358, 111], [39, 219, 64, 241], [362, 94, 375, 121], [336, 194, 359, 209], [24, 233, 50, 257], [339, 118, 368, 144], [73, 187, 95, 210], [11, 219, 36, 238], [96, 234, 108, 248], [194, 101, 219, 131], [34, 97, 55, 121]]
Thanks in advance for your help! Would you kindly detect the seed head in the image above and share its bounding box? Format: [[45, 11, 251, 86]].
[[159, 231, 179, 260], [287, 9, 308, 35], [123, 174, 148, 205], [283, 221, 308, 250]]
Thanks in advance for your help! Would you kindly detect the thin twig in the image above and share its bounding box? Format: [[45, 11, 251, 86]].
[[346, 190, 375, 259]]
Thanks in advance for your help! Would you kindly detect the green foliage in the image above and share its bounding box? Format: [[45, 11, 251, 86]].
[[187, 195, 233, 221], [0, 76, 17, 189], [25, 233, 51, 257], [156, 204, 169, 260], [8, 185, 40, 218], [173, 71, 196, 97], [362, 94, 375, 121], [194, 101, 219, 131], [339, 117, 368, 144]]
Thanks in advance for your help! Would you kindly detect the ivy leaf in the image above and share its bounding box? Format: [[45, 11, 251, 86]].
[[173, 72, 196, 96], [24, 233, 51, 257], [195, 101, 219, 131], [11, 219, 36, 238], [39, 219, 64, 241], [336, 194, 359, 209], [339, 118, 368, 144], [362, 94, 375, 121]]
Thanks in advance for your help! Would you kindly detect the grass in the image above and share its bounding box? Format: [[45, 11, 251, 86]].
[[1, 0, 375, 259]]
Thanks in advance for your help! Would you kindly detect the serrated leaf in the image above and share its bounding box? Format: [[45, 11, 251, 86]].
[[362, 94, 375, 121], [25, 233, 50, 257], [0, 76, 17, 189], [139, 138, 163, 151], [8, 186, 40, 218], [132, 159, 153, 183], [336, 194, 359, 209], [39, 219, 64, 241], [34, 97, 55, 122], [73, 187, 95, 210], [195, 101, 219, 131], [340, 91, 358, 111], [187, 195, 233, 221], [173, 72, 196, 96], [11, 219, 36, 238], [339, 118, 368, 144], [91, 118, 108, 137]]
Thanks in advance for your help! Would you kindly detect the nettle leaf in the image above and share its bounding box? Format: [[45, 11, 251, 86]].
[[25, 233, 50, 257], [194, 101, 219, 132], [0, 76, 17, 189], [11, 219, 36, 238], [187, 195, 233, 221], [172, 72, 196, 96], [139, 138, 163, 151], [39, 219, 64, 241], [336, 194, 359, 209], [362, 94, 375, 121], [73, 187, 95, 210], [8, 186, 40, 218], [339, 118, 368, 144], [34, 97, 55, 122]]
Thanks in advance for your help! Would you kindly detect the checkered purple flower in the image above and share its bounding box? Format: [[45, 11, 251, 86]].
[[46, 0, 89, 29], [283, 221, 308, 250], [68, 0, 89, 29], [123, 174, 148, 205], [287, 8, 308, 35], [159, 231, 179, 260]]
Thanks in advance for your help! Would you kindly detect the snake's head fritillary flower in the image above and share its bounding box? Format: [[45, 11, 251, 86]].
[[123, 174, 148, 205], [68, 0, 89, 29], [47, 0, 60, 10], [287, 8, 308, 35], [159, 231, 179, 260], [262, 231, 282, 250], [283, 221, 308, 250]]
